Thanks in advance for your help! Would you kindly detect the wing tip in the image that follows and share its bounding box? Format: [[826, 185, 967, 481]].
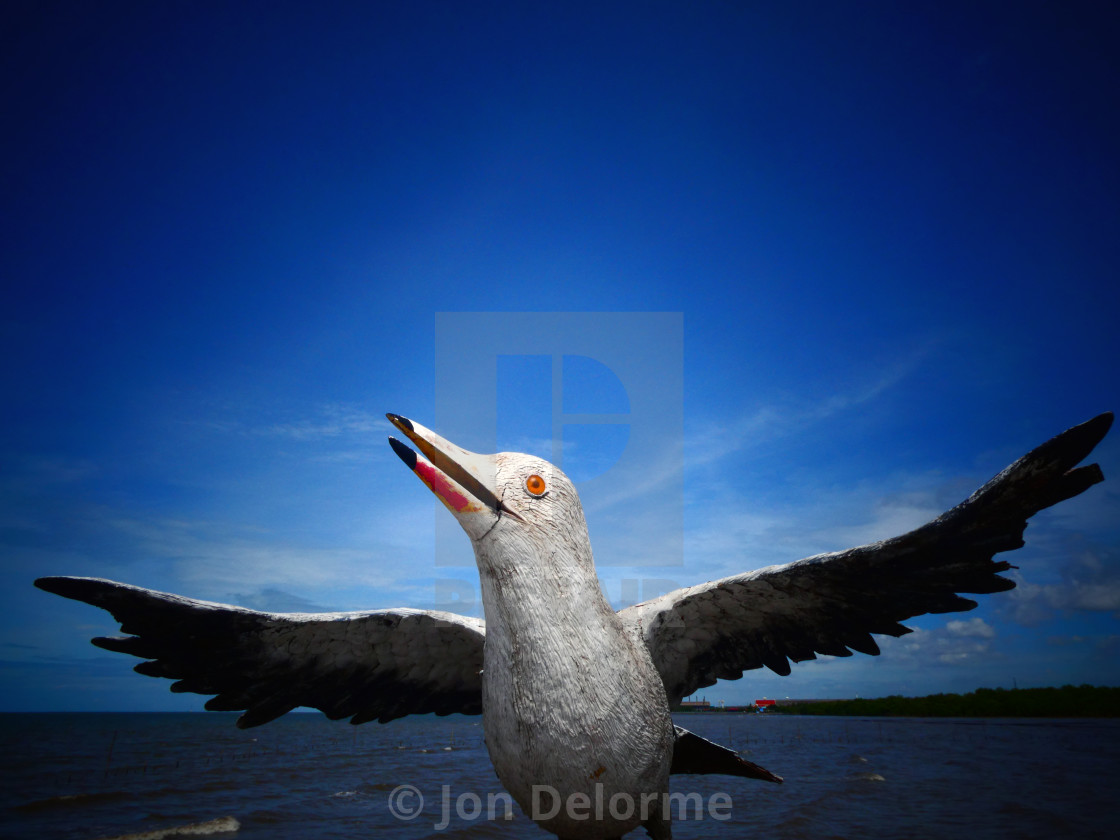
[[1085, 410, 1114, 438], [236, 703, 297, 729], [1045, 411, 1113, 472], [34, 576, 74, 595], [34, 575, 118, 604]]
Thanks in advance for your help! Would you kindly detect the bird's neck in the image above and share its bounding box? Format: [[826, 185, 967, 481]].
[[473, 522, 618, 636]]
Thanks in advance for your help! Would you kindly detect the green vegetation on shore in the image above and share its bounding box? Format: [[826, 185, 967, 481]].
[[769, 685, 1120, 717]]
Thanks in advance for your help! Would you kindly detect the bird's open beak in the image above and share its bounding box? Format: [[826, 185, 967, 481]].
[[387, 414, 523, 528]]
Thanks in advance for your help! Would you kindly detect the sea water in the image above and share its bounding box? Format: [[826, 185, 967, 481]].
[[2, 712, 1116, 839]]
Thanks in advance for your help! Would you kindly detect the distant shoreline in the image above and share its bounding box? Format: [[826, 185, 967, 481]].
[[674, 685, 1120, 717]]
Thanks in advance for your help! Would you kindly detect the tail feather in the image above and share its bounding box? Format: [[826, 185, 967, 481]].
[[670, 725, 782, 784]]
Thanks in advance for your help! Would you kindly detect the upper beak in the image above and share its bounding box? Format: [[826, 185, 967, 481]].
[[386, 414, 523, 523]]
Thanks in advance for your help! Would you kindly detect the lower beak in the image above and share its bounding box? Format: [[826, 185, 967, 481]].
[[386, 414, 522, 523]]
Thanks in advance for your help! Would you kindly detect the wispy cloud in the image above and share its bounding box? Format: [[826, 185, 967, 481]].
[[884, 621, 999, 666], [96, 509, 438, 608], [1007, 549, 1120, 624], [220, 588, 337, 613], [677, 473, 953, 584], [180, 401, 397, 466], [577, 349, 935, 554], [684, 341, 938, 471], [0, 454, 98, 488], [253, 403, 387, 442], [945, 617, 996, 639]]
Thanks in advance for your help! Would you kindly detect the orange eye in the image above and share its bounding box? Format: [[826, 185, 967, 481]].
[[525, 474, 547, 497]]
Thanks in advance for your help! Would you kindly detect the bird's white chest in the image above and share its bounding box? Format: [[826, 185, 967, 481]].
[[478, 579, 673, 838]]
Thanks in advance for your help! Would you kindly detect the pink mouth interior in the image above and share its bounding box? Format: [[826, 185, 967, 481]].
[[416, 460, 480, 513]]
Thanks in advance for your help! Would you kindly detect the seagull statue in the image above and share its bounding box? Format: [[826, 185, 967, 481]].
[[36, 412, 1112, 839]]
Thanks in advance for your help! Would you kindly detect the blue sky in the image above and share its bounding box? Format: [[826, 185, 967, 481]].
[[2, 1, 1118, 712]]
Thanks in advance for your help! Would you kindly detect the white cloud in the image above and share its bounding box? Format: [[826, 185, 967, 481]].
[[253, 403, 387, 442], [571, 342, 938, 529], [0, 454, 98, 488], [945, 617, 996, 639], [83, 488, 446, 612], [1010, 579, 1120, 623], [675, 473, 959, 586], [178, 400, 398, 469], [1007, 549, 1120, 624], [684, 341, 937, 469], [887, 621, 998, 666]]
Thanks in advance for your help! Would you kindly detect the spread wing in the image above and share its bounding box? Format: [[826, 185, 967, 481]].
[[34, 576, 485, 727], [621, 412, 1112, 705]]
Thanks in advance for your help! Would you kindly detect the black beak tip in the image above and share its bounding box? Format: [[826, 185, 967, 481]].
[[385, 413, 414, 433], [388, 436, 418, 470]]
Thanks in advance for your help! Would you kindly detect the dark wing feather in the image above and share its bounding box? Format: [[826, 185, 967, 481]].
[[622, 412, 1112, 705], [34, 577, 485, 727]]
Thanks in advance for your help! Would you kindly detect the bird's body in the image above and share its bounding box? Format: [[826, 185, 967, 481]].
[[34, 411, 1113, 839], [475, 454, 674, 837], [479, 556, 674, 836]]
